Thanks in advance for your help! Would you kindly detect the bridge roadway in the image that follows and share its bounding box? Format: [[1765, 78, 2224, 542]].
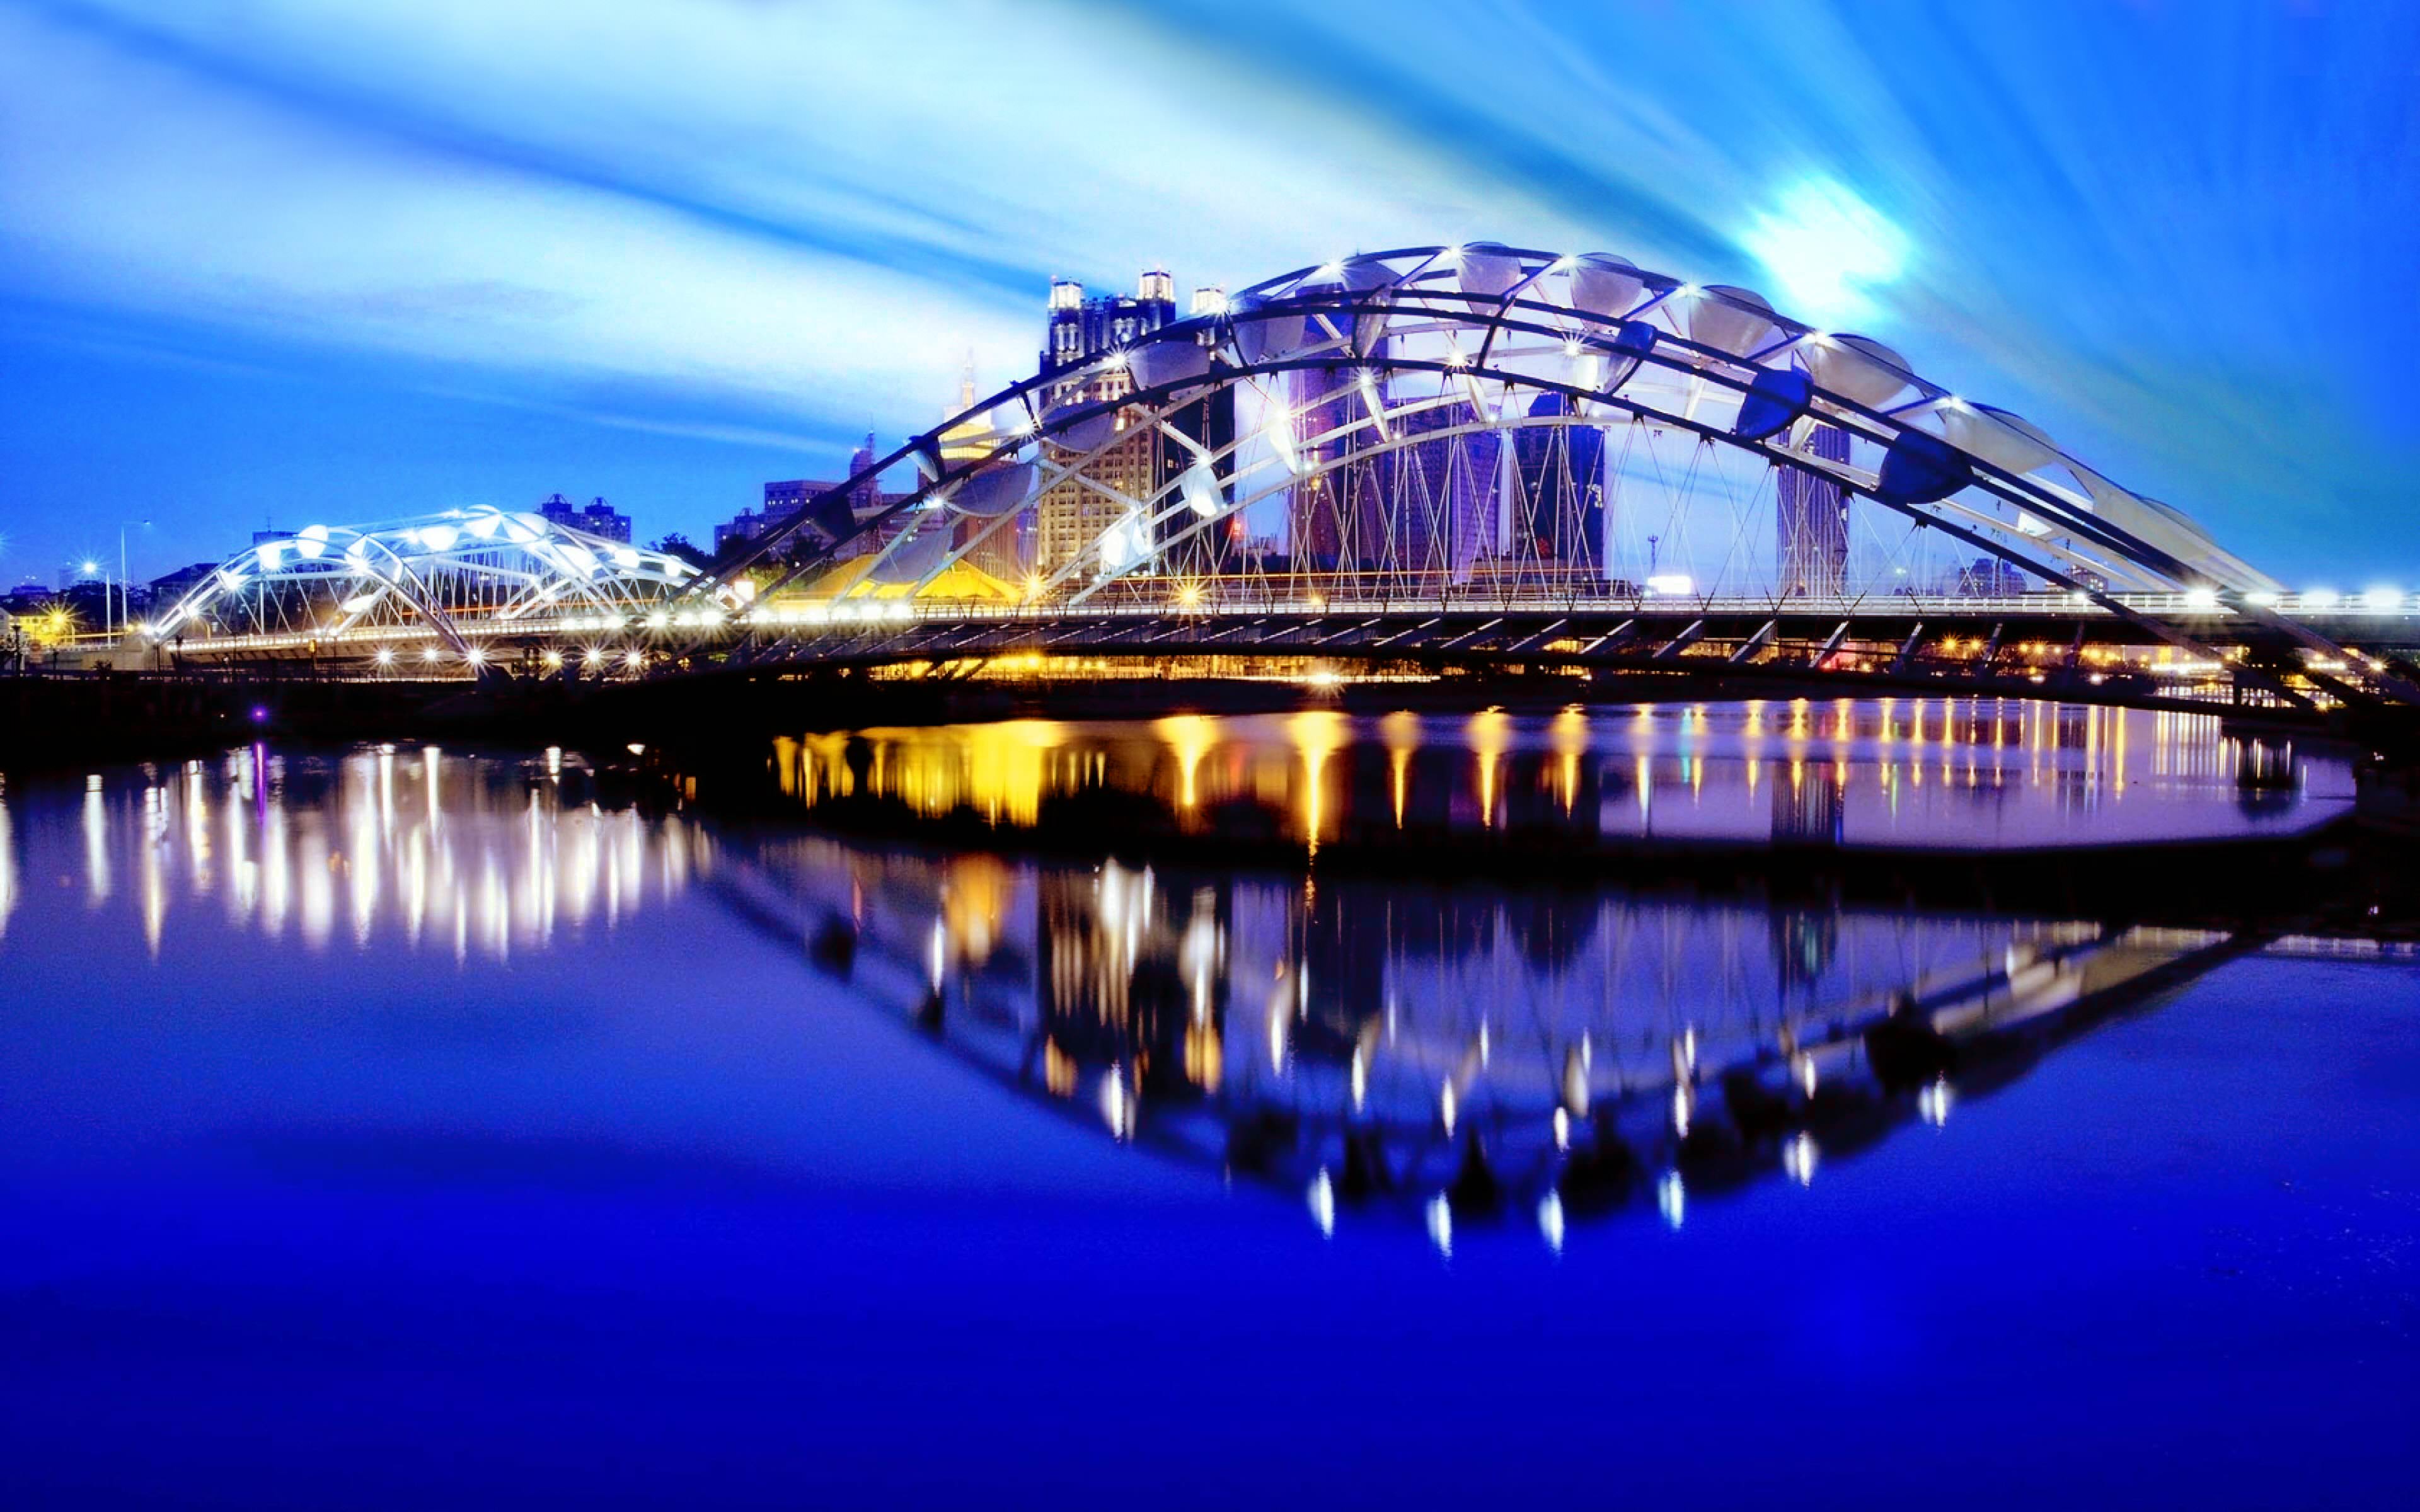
[[120, 589, 2420, 724], [708, 594, 2409, 720]]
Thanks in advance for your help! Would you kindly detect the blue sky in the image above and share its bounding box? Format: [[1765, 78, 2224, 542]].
[[1, 0, 2413, 589]]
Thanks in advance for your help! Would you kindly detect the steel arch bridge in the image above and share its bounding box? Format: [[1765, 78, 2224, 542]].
[[686, 241, 2411, 715], [146, 506, 701, 671], [149, 243, 2419, 718]]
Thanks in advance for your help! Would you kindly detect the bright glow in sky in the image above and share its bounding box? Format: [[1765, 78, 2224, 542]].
[[0, 0, 2414, 585], [1741, 180, 1909, 320]]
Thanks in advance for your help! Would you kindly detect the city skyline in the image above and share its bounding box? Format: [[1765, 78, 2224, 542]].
[[3, 1, 2416, 593]]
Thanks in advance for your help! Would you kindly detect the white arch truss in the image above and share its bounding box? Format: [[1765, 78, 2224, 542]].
[[150, 506, 700, 656], [708, 241, 2283, 625]]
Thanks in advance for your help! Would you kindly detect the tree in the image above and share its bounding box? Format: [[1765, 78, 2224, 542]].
[[650, 532, 713, 571]]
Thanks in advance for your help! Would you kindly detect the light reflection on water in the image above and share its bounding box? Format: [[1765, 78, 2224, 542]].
[[3, 746, 699, 962], [0, 716, 2373, 1239], [772, 699, 2353, 850]]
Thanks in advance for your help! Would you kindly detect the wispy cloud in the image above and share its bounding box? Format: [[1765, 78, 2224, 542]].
[[0, 0, 2413, 578]]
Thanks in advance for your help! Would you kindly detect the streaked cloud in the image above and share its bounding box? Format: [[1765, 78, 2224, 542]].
[[0, 0, 2412, 579]]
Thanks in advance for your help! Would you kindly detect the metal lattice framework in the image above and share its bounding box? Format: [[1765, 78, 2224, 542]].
[[149, 507, 699, 660], [710, 243, 2291, 625]]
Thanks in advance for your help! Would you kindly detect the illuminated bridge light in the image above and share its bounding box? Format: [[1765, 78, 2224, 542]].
[[137, 244, 2394, 727]]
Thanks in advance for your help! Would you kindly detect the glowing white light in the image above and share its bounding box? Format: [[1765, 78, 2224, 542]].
[[1307, 1169, 1336, 1238], [420, 647, 440, 663], [1440, 1080, 1458, 1136], [645, 611, 668, 630], [374, 647, 395, 666], [2363, 585, 2403, 611], [2244, 590, 2279, 607], [417, 524, 458, 552], [1425, 1194, 1453, 1257], [1657, 1171, 1686, 1230], [1920, 1077, 1954, 1128], [1783, 1131, 1820, 1186], [1645, 573, 1693, 597], [1536, 1192, 1565, 1254], [1741, 178, 1909, 318], [2182, 586, 2220, 610]]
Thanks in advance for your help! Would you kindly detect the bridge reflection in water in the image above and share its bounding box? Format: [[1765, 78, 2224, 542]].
[[13, 710, 2379, 1248], [722, 697, 2367, 1245]]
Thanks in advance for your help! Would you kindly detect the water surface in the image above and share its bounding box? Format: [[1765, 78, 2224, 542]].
[[0, 715, 2411, 1508]]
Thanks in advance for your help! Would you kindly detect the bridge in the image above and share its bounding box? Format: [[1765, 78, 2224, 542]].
[[134, 242, 2420, 727]]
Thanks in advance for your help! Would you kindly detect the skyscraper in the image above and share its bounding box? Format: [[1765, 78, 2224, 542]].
[[1375, 392, 1499, 590], [1510, 392, 1606, 585], [1032, 270, 1233, 587], [535, 493, 633, 543], [1777, 421, 1852, 598]]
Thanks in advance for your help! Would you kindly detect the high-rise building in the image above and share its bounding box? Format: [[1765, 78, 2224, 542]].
[[1032, 270, 1234, 586], [536, 493, 633, 544], [761, 433, 915, 556], [1374, 393, 1499, 588], [1285, 364, 1359, 573], [1777, 421, 1852, 598], [1510, 392, 1606, 581]]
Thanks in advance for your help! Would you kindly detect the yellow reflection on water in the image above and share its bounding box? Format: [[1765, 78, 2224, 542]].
[[1288, 710, 1349, 852], [1470, 707, 1511, 827], [1550, 704, 1587, 815], [1380, 710, 1419, 829], [1155, 715, 1215, 811]]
